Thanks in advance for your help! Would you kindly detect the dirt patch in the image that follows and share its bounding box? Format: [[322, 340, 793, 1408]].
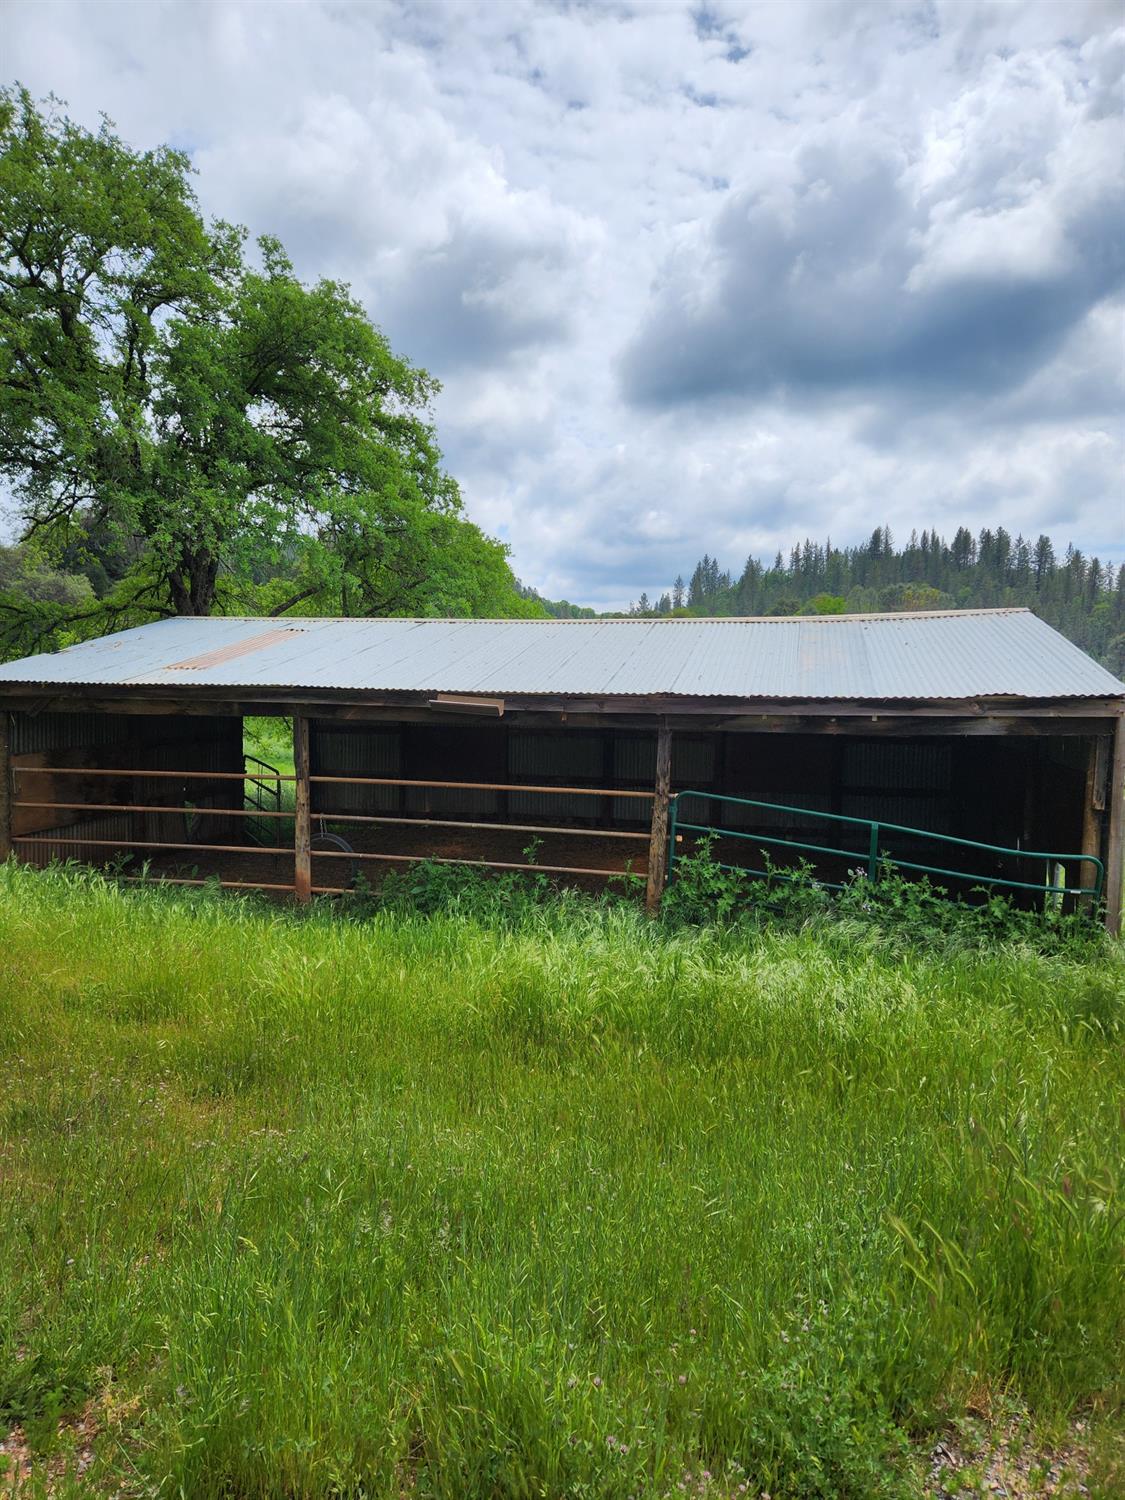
[[923, 1413, 1093, 1498]]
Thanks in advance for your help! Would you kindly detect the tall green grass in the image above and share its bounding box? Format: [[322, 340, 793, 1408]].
[[0, 864, 1121, 1497]]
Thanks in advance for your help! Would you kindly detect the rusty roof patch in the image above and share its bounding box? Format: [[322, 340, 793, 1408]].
[[159, 628, 304, 671]]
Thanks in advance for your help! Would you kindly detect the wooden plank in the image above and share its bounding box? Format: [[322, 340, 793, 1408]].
[[294, 714, 311, 903], [1105, 713, 1125, 937], [0, 711, 11, 863], [1092, 734, 1110, 811], [4, 685, 1122, 723], [1080, 735, 1109, 912], [1080, 742, 1099, 912], [645, 718, 673, 912]]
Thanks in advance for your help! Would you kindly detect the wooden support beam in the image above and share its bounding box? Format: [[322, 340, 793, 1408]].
[[294, 713, 311, 904], [1080, 735, 1109, 912], [1105, 713, 1125, 937], [0, 711, 11, 864], [645, 717, 672, 913]]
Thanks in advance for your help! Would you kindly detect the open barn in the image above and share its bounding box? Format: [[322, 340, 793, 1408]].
[[1, 608, 1123, 929]]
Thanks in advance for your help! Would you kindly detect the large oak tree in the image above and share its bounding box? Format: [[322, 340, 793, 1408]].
[[0, 87, 534, 651]]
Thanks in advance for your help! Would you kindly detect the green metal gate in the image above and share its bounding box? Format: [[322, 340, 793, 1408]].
[[668, 790, 1104, 906]]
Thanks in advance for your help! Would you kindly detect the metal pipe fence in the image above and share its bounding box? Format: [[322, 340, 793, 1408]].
[[668, 789, 1105, 905], [10, 765, 654, 896]]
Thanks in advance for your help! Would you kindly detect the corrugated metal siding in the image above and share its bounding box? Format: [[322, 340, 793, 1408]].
[[841, 742, 951, 792], [12, 711, 131, 755], [717, 792, 836, 831], [403, 784, 498, 818], [132, 726, 239, 841], [508, 732, 603, 820], [610, 736, 716, 823], [840, 793, 952, 834], [840, 742, 952, 834], [1, 611, 1120, 701], [314, 729, 401, 814]]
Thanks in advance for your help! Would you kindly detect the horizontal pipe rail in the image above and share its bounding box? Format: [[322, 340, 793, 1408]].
[[706, 852, 1086, 899], [675, 818, 864, 865], [670, 788, 1105, 903], [711, 858, 846, 892], [14, 800, 287, 819], [16, 767, 654, 799], [674, 819, 1096, 894], [308, 774, 654, 798], [16, 766, 298, 781], [674, 789, 1104, 876], [14, 836, 290, 856], [887, 856, 1095, 897], [119, 876, 297, 893], [307, 849, 641, 879], [308, 813, 650, 840], [11, 801, 650, 840]]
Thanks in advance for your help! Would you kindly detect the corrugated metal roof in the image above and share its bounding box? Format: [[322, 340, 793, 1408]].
[[0, 609, 1121, 701]]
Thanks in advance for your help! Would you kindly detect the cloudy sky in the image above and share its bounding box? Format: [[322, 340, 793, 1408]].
[[7, 0, 1124, 607]]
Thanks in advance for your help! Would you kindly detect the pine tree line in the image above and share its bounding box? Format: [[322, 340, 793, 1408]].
[[619, 527, 1124, 673]]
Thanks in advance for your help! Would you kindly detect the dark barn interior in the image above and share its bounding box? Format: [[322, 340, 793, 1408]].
[[1, 610, 1122, 928]]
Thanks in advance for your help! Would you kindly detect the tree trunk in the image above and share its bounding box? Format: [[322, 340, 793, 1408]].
[[169, 548, 219, 615]]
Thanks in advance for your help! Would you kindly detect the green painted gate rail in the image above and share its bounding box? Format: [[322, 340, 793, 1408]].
[[668, 789, 1105, 904]]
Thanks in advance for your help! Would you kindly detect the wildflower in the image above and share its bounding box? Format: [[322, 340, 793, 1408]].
[[678, 1374, 687, 1386], [592, 1375, 603, 1388]]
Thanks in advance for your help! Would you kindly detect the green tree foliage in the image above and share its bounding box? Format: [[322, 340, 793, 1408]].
[[0, 543, 91, 609], [0, 87, 537, 655], [627, 526, 1124, 669]]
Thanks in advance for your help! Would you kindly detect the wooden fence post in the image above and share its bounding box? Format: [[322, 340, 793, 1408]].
[[1079, 734, 1109, 914], [1105, 713, 1125, 938], [294, 714, 311, 903], [645, 718, 672, 913], [0, 711, 11, 864]]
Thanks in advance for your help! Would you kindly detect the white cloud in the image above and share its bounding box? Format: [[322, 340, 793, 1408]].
[[5, 0, 1123, 607]]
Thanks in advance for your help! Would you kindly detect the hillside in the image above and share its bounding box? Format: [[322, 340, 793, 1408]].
[[526, 527, 1125, 674]]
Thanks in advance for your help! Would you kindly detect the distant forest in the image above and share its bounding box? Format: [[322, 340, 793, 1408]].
[[522, 526, 1125, 675]]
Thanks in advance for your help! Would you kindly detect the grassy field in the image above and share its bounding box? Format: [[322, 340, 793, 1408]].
[[0, 865, 1122, 1498]]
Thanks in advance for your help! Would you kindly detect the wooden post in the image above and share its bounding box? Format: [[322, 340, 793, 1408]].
[[645, 717, 672, 913], [294, 713, 312, 903], [1105, 713, 1125, 938], [0, 711, 12, 864], [1079, 734, 1109, 913]]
